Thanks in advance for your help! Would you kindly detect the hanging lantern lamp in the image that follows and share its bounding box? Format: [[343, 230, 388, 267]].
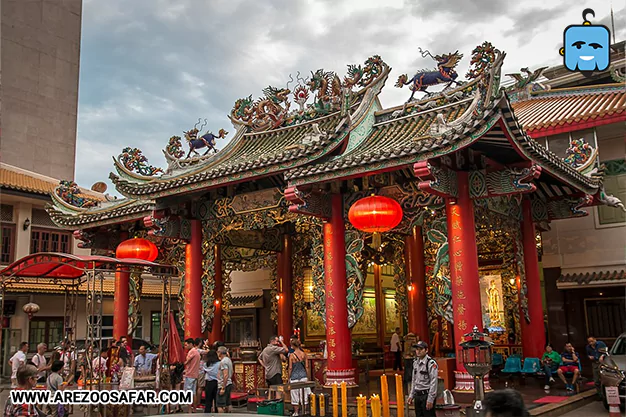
[[348, 195, 403, 249], [116, 238, 159, 262], [23, 302, 40, 320]]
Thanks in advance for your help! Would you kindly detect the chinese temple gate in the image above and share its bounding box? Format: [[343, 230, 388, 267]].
[[46, 41, 626, 390]]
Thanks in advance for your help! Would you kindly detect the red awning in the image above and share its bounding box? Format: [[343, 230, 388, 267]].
[[0, 252, 177, 281]]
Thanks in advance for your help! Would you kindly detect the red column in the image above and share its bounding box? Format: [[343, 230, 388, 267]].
[[184, 220, 203, 340], [209, 244, 224, 343], [113, 231, 129, 341], [277, 235, 294, 339], [445, 172, 483, 389], [323, 194, 357, 386], [405, 235, 417, 333], [521, 199, 546, 358], [410, 226, 429, 344]]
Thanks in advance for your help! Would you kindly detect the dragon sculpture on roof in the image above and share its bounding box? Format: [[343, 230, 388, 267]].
[[395, 49, 464, 101], [183, 118, 228, 158], [505, 66, 551, 99], [230, 87, 291, 132]]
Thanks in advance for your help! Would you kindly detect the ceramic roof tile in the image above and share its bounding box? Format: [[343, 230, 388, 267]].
[[557, 270, 625, 286], [511, 84, 626, 133]]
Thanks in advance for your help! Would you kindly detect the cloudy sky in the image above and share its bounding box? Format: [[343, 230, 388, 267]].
[[75, 0, 625, 192]]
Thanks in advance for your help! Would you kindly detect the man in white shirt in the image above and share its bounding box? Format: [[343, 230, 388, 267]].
[[32, 343, 50, 383], [9, 342, 29, 388], [390, 327, 402, 371]]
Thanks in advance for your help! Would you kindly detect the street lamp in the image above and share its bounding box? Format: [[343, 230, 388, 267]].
[[459, 325, 493, 416]]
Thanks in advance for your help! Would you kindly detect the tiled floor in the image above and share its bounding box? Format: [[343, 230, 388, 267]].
[[560, 401, 607, 416]]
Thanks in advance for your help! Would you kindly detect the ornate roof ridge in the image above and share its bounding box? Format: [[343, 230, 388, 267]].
[[523, 82, 626, 101], [45, 198, 155, 229]]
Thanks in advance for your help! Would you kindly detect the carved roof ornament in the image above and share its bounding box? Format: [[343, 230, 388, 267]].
[[505, 66, 551, 100], [229, 55, 389, 132], [563, 137, 598, 176], [54, 180, 98, 209], [118, 147, 164, 177], [395, 48, 464, 102], [161, 118, 229, 173]]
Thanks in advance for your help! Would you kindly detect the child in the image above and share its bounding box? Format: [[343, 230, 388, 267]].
[[47, 360, 66, 417]]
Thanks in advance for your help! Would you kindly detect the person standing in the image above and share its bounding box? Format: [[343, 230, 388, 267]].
[[288, 339, 311, 417], [183, 338, 201, 413], [32, 343, 50, 384], [9, 342, 28, 388], [203, 350, 220, 413], [557, 342, 580, 392], [540, 344, 561, 390], [134, 345, 157, 375], [407, 341, 438, 417], [216, 346, 234, 413], [3, 365, 42, 417], [259, 336, 288, 388], [390, 327, 402, 371], [585, 336, 607, 396], [46, 360, 66, 417]]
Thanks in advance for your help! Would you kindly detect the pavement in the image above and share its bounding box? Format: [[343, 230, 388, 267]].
[[560, 400, 612, 416]]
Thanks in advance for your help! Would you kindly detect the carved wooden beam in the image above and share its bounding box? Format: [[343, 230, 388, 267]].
[[143, 210, 184, 239], [73, 229, 124, 251], [285, 186, 331, 220], [413, 161, 458, 199], [469, 164, 541, 199]]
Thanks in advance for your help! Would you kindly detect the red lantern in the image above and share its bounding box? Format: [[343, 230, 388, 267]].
[[348, 195, 403, 248], [116, 238, 158, 262]]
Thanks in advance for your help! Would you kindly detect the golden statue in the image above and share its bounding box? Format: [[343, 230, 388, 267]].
[[487, 281, 502, 326]]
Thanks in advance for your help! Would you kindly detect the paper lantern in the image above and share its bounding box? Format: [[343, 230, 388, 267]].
[[348, 195, 403, 248], [23, 302, 40, 320], [116, 238, 158, 262]]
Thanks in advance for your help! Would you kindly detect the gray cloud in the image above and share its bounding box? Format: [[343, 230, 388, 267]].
[[75, 0, 625, 193]]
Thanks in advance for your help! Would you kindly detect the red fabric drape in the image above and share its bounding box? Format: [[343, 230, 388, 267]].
[[168, 312, 185, 364]]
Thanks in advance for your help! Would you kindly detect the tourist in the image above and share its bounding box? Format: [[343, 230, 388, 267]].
[[390, 327, 402, 371], [9, 342, 29, 388], [194, 338, 207, 411], [483, 389, 529, 417], [407, 341, 438, 417], [118, 337, 131, 367], [32, 343, 50, 384], [217, 346, 234, 413], [183, 338, 201, 413], [55, 340, 76, 384], [134, 345, 157, 376], [259, 336, 288, 389], [203, 350, 220, 413], [3, 365, 44, 417], [46, 360, 66, 417], [92, 350, 108, 379], [288, 339, 311, 417], [557, 342, 580, 391], [586, 336, 607, 396], [540, 343, 560, 390]]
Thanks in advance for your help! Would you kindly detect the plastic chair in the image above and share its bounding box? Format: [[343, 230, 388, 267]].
[[492, 353, 504, 367], [521, 358, 541, 374], [502, 357, 522, 374]]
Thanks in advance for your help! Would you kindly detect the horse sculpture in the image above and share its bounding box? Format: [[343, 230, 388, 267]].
[[183, 119, 228, 158], [395, 48, 464, 101]]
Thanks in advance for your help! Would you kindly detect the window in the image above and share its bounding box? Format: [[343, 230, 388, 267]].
[[132, 316, 143, 339], [29, 318, 63, 351], [585, 298, 625, 339], [1, 224, 15, 264], [30, 228, 71, 254], [150, 311, 184, 346], [88, 315, 113, 338]]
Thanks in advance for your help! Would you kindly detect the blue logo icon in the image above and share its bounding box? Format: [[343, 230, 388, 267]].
[[560, 9, 611, 72]]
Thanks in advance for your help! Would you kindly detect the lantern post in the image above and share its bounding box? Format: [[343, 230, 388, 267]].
[[459, 326, 493, 416]]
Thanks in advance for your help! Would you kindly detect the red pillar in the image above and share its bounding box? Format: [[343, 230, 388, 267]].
[[323, 194, 357, 386], [184, 220, 203, 340], [277, 235, 294, 339], [209, 244, 224, 343], [113, 232, 129, 341], [445, 172, 484, 390], [521, 199, 546, 358], [410, 226, 429, 344], [405, 235, 417, 333]]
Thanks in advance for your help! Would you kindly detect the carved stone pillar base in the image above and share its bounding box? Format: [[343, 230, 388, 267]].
[[324, 368, 358, 387], [453, 371, 492, 392]]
